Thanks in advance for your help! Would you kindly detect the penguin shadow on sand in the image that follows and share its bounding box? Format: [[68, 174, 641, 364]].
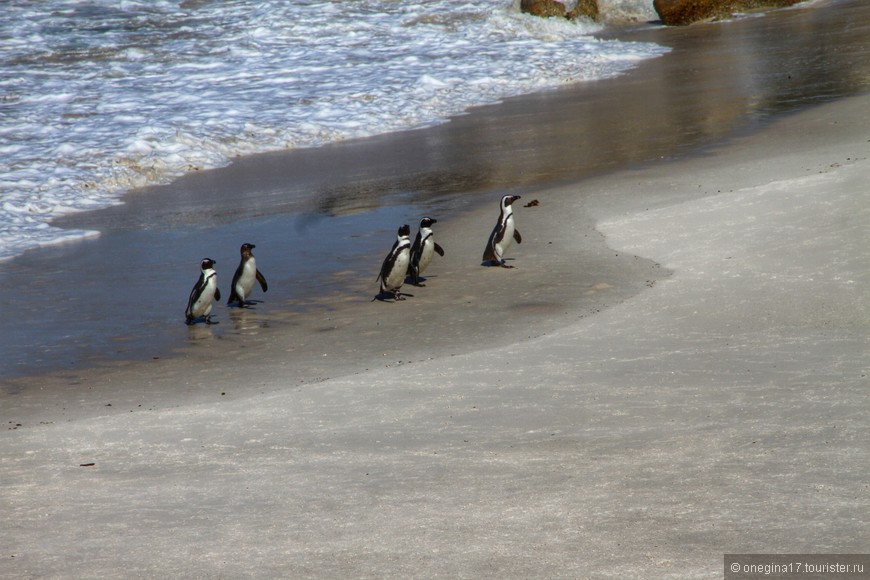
[[482, 194, 523, 268]]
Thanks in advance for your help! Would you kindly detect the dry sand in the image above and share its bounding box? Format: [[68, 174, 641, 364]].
[[3, 74, 869, 578]]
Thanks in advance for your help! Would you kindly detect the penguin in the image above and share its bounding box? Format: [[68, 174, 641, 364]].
[[408, 217, 445, 286], [375, 224, 412, 301], [185, 258, 221, 325], [482, 194, 522, 267], [227, 242, 268, 307]]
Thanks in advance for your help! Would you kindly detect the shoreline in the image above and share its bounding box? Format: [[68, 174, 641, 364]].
[[3, 0, 870, 383], [3, 86, 868, 577], [0, 0, 870, 422]]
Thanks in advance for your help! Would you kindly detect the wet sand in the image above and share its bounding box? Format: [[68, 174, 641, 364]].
[[2, 0, 870, 381], [2, 1, 870, 578]]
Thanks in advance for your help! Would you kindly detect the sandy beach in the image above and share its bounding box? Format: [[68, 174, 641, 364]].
[[2, 2, 870, 578]]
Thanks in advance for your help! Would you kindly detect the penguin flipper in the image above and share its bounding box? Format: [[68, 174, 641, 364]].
[[214, 287, 221, 302], [434, 242, 445, 256], [513, 229, 522, 244], [493, 225, 506, 245], [410, 232, 423, 256], [376, 251, 392, 283], [186, 276, 204, 317], [482, 227, 499, 262], [227, 266, 242, 304], [256, 271, 268, 292]]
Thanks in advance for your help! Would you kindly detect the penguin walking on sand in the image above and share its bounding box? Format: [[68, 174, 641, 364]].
[[482, 194, 522, 267], [375, 224, 412, 301], [227, 242, 268, 307], [185, 258, 221, 325], [408, 217, 445, 286]]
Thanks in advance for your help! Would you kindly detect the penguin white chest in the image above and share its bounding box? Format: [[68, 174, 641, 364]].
[[235, 258, 257, 299], [418, 236, 435, 274], [191, 273, 218, 317], [495, 215, 515, 259], [384, 248, 410, 289]]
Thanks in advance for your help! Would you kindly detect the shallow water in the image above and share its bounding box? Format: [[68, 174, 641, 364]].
[[2, 0, 870, 380]]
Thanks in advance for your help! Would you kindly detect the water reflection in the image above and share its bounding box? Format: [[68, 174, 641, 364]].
[[228, 305, 269, 335], [186, 322, 218, 342]]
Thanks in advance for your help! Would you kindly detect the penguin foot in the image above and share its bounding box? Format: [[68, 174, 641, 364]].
[[205, 316, 220, 325], [482, 260, 506, 268]]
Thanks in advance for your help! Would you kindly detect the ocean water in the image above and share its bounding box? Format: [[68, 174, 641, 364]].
[[0, 0, 664, 262]]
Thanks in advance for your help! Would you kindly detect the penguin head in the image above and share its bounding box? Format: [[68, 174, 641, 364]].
[[240, 243, 256, 255], [420, 217, 437, 228], [501, 194, 521, 209], [398, 224, 411, 238], [200, 258, 216, 271]]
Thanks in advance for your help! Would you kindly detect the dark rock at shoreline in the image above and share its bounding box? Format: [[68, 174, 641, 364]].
[[521, 0, 568, 18], [653, 0, 802, 26], [568, 0, 600, 21], [520, 0, 599, 21]]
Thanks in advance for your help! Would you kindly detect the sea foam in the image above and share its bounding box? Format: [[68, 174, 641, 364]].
[[0, 0, 666, 262]]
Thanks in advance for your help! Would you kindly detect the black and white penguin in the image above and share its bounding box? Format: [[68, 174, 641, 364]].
[[482, 194, 522, 267], [227, 242, 268, 307], [185, 258, 221, 325], [408, 217, 445, 286], [375, 224, 412, 301]]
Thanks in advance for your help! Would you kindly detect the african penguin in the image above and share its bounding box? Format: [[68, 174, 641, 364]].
[[375, 224, 412, 301], [482, 194, 522, 267], [408, 217, 445, 286], [185, 258, 221, 325], [227, 242, 268, 307]]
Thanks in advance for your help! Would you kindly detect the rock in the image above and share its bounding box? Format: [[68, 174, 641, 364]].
[[653, 0, 802, 26], [520, 0, 567, 18], [521, 0, 600, 21], [567, 0, 600, 21]]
